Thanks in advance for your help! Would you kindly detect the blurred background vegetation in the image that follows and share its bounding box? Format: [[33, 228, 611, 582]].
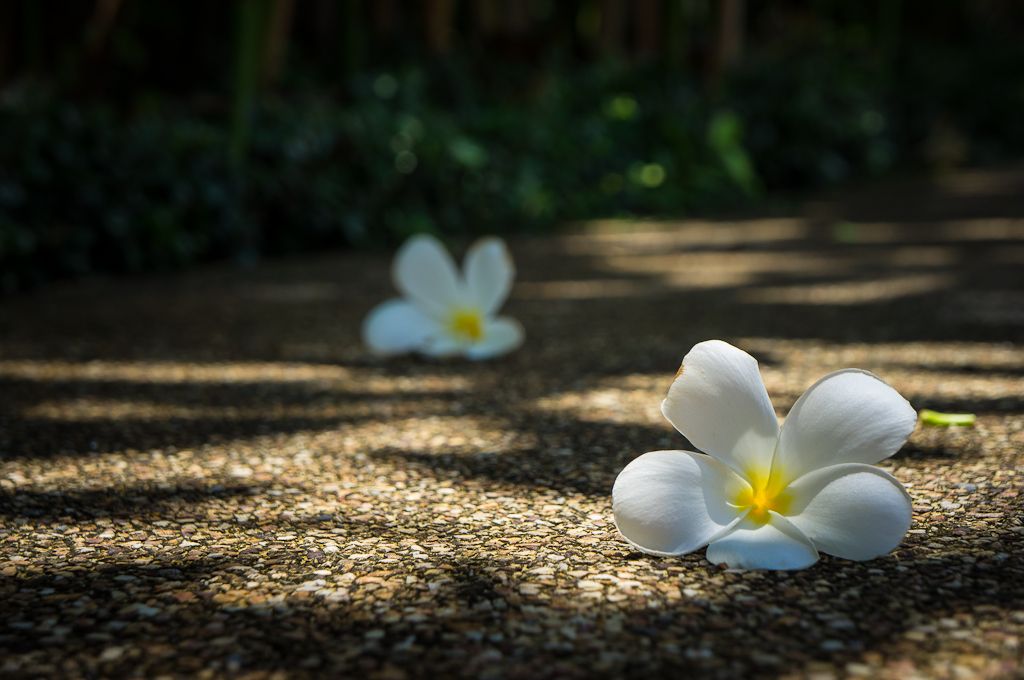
[[1, 0, 1023, 291]]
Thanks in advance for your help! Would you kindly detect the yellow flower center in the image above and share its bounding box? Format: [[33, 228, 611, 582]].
[[449, 309, 484, 342], [732, 467, 791, 525]]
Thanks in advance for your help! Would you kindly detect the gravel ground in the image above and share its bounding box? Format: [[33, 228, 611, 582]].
[[2, 168, 1023, 679]]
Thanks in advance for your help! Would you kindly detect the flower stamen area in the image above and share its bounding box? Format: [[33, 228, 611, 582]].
[[733, 469, 791, 524], [449, 309, 484, 341]]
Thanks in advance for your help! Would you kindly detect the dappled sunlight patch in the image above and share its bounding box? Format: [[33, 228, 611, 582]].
[[834, 217, 1024, 243], [602, 251, 853, 290], [873, 373, 1024, 414], [320, 415, 525, 457], [737, 339, 1024, 372], [609, 373, 677, 391], [738, 273, 954, 305], [19, 398, 450, 423], [0, 480, 267, 526], [938, 218, 1024, 241], [0, 359, 354, 384], [0, 359, 476, 393], [934, 168, 1024, 195], [560, 218, 810, 254], [735, 339, 1024, 420], [873, 245, 959, 268], [514, 279, 652, 300], [4, 412, 520, 474], [533, 386, 665, 426]]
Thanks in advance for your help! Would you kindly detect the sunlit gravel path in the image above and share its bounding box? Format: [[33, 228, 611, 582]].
[[2, 169, 1023, 678]]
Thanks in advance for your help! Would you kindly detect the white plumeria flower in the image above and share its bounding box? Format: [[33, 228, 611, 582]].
[[363, 234, 524, 360], [613, 340, 917, 570]]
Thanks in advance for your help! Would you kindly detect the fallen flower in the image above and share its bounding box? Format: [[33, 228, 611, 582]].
[[363, 234, 523, 359], [919, 409, 976, 427], [613, 340, 917, 570]]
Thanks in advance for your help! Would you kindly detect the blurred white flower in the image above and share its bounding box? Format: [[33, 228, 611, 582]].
[[613, 340, 916, 570], [363, 234, 523, 360]]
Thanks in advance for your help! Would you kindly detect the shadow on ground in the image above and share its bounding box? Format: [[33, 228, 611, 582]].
[[2, 168, 1023, 677], [2, 514, 1020, 677]]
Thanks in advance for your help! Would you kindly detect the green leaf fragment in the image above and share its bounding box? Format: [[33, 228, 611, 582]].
[[919, 409, 976, 427]]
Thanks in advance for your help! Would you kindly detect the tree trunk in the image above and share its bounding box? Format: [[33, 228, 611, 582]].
[[263, 0, 295, 87], [713, 0, 744, 78], [230, 0, 272, 164], [632, 0, 661, 61], [425, 0, 456, 55], [599, 0, 626, 58]]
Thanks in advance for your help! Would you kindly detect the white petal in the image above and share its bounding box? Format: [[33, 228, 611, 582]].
[[392, 235, 466, 318], [421, 334, 469, 358], [362, 299, 438, 356], [465, 317, 524, 360], [661, 340, 779, 478], [464, 237, 515, 315], [773, 369, 917, 484], [784, 463, 912, 561], [612, 450, 748, 556], [706, 512, 819, 570]]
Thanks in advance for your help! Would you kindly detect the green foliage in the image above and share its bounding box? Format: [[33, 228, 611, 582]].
[[721, 20, 1024, 190], [0, 65, 760, 291], [3, 31, 1024, 292], [725, 48, 895, 189], [0, 101, 243, 291]]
